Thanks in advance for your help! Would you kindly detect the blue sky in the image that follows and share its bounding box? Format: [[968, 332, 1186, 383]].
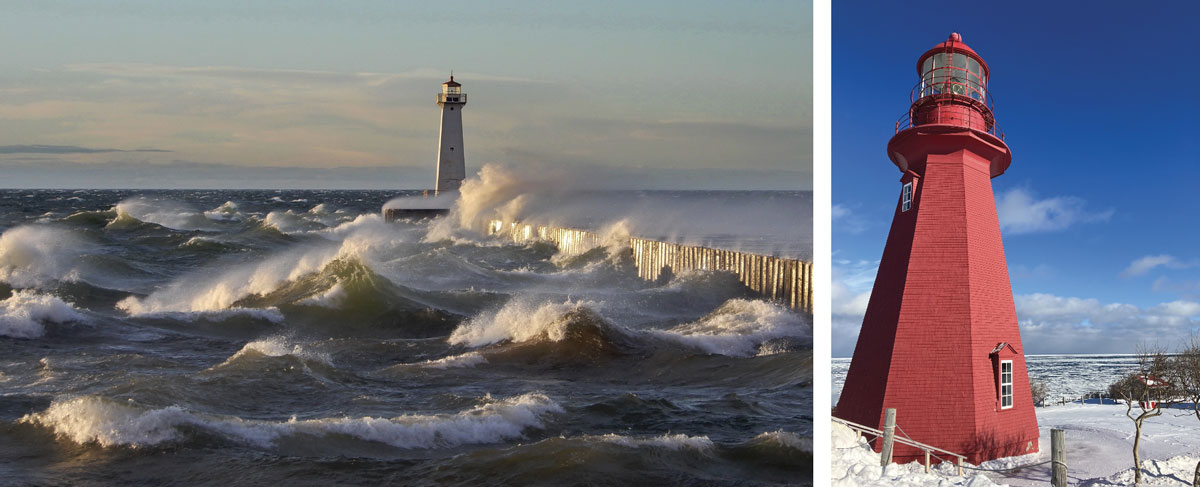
[[832, 2, 1200, 355], [0, 1, 810, 189]]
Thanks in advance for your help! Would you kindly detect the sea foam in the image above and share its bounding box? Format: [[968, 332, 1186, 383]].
[[0, 225, 91, 288], [652, 299, 809, 357], [0, 290, 86, 338], [216, 336, 333, 367], [112, 198, 215, 231], [448, 298, 604, 347], [598, 433, 715, 451], [118, 218, 404, 315], [23, 393, 562, 449]]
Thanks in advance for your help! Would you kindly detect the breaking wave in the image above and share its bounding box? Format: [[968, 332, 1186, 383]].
[[451, 297, 808, 361], [111, 198, 217, 231], [215, 336, 333, 368], [0, 290, 86, 338], [598, 433, 715, 451], [0, 225, 93, 288], [651, 299, 810, 357], [117, 217, 411, 316], [23, 393, 563, 449]]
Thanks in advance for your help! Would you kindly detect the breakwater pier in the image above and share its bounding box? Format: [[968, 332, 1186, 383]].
[[487, 220, 813, 313]]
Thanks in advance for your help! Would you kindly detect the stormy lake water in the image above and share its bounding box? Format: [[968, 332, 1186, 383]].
[[0, 189, 811, 486]]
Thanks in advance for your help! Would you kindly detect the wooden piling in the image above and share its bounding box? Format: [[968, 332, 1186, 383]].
[[881, 408, 897, 467], [1052, 428, 1066, 487], [487, 219, 813, 313]]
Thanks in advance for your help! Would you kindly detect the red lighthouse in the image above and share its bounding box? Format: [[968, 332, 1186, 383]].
[[835, 33, 1039, 464]]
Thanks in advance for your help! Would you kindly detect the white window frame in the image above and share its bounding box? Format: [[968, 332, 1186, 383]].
[[1000, 360, 1014, 409], [901, 182, 913, 212]]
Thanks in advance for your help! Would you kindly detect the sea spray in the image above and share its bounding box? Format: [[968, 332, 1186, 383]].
[[118, 217, 408, 315], [0, 290, 86, 338], [23, 393, 563, 449], [448, 298, 606, 347], [112, 197, 217, 231], [0, 189, 812, 485], [0, 225, 93, 288], [215, 336, 334, 368], [651, 299, 809, 357]]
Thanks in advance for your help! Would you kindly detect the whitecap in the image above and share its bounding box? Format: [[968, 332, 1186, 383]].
[[0, 225, 92, 288], [0, 290, 86, 338], [598, 433, 715, 451], [448, 298, 604, 347], [23, 393, 562, 449], [650, 299, 809, 357]]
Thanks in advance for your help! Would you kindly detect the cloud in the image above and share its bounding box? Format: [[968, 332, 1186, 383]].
[[0, 158, 430, 189], [62, 64, 544, 86], [1013, 293, 1200, 353], [995, 187, 1112, 234], [831, 254, 1200, 354], [0, 63, 807, 183], [1122, 254, 1185, 277], [831, 258, 879, 357], [0, 145, 170, 154], [832, 203, 869, 234]]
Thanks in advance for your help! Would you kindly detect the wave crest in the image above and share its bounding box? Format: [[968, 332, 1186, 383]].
[[0, 290, 86, 338], [0, 226, 92, 288], [653, 299, 809, 357], [449, 299, 608, 347], [111, 198, 216, 231], [23, 393, 562, 449]]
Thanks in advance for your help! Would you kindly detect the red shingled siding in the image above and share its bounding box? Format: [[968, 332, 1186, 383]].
[[835, 137, 1038, 464]]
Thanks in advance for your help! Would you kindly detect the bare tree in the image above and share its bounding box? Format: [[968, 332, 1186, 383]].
[[1167, 337, 1200, 486], [1030, 378, 1048, 407], [1108, 349, 1177, 486]]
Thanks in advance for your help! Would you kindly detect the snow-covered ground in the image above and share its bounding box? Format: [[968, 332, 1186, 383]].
[[833, 403, 1200, 486]]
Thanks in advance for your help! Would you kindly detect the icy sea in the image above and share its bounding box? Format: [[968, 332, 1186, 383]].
[[0, 189, 811, 486], [833, 354, 1144, 404]]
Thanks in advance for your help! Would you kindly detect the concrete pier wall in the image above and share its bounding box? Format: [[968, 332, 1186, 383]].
[[487, 220, 812, 313]]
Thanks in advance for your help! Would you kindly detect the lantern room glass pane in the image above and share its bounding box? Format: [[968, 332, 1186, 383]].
[[952, 53, 967, 69]]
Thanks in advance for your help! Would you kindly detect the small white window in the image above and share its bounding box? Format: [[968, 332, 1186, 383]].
[[901, 182, 913, 212], [1000, 360, 1013, 409]]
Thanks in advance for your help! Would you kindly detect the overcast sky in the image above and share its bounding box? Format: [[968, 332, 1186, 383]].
[[0, 1, 811, 190]]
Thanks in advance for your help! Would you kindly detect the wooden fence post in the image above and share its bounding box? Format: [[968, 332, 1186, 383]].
[[1052, 428, 1066, 487], [880, 408, 897, 467]]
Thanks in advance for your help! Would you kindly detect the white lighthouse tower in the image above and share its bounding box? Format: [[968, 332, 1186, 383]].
[[434, 75, 467, 194]]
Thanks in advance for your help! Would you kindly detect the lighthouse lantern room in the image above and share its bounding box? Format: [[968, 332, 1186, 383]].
[[835, 33, 1039, 465]]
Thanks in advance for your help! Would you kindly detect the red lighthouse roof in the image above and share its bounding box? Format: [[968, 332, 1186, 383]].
[[443, 75, 461, 87], [916, 32, 990, 77]]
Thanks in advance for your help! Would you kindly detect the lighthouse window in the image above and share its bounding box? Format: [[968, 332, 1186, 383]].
[[1000, 360, 1014, 409], [901, 182, 913, 212], [951, 53, 967, 70]]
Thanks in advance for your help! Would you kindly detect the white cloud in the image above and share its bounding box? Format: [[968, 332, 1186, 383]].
[[1122, 254, 1184, 277], [831, 203, 869, 234], [831, 204, 850, 220], [831, 264, 1200, 354], [996, 187, 1112, 234], [1012, 293, 1200, 353], [831, 259, 878, 357]]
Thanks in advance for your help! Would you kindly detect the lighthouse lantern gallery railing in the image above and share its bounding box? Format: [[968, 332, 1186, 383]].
[[894, 62, 1005, 140]]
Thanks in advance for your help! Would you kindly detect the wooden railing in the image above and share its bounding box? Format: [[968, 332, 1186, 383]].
[[832, 415, 966, 475]]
